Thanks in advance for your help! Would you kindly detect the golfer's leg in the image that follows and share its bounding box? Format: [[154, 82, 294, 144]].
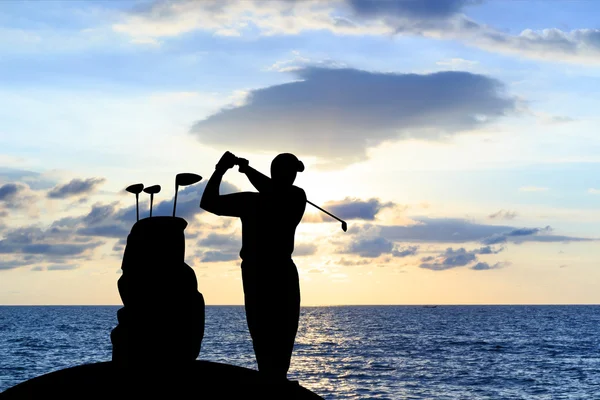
[[242, 265, 264, 370], [264, 264, 300, 380], [281, 264, 301, 376]]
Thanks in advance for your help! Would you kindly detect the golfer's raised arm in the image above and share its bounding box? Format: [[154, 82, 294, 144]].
[[199, 165, 228, 214], [238, 160, 273, 194]]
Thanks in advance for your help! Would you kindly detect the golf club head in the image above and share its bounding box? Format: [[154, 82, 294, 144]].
[[126, 183, 144, 194], [143, 185, 161, 194], [341, 221, 348, 232], [175, 173, 202, 186]]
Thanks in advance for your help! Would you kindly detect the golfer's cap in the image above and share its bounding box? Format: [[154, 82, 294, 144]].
[[273, 153, 304, 173]]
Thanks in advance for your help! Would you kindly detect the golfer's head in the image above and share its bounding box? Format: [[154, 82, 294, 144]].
[[271, 153, 304, 185]]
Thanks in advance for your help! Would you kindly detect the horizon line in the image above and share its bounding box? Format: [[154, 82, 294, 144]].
[[1, 303, 600, 307]]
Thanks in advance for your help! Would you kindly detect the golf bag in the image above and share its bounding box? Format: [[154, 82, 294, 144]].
[[111, 216, 205, 367]]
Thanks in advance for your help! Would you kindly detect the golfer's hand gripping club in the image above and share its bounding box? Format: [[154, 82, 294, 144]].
[[215, 151, 237, 171]]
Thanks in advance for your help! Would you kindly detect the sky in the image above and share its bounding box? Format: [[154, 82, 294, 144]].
[[0, 0, 599, 305]]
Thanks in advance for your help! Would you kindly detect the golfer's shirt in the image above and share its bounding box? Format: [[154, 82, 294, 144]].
[[215, 185, 306, 264]]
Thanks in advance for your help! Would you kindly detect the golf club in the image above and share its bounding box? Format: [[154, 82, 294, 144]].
[[126, 183, 144, 222], [173, 173, 203, 217], [307, 200, 347, 232], [143, 185, 161, 217]]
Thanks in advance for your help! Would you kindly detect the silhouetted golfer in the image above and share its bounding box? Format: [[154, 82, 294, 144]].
[[200, 151, 306, 382]]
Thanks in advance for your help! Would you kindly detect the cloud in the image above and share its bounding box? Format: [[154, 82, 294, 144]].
[[435, 58, 479, 69], [305, 197, 395, 223], [0, 167, 58, 190], [47, 177, 106, 199], [337, 257, 371, 266], [114, 1, 600, 65], [192, 67, 516, 167], [347, 0, 476, 19], [0, 182, 38, 211], [198, 232, 241, 249], [293, 242, 318, 256], [267, 51, 348, 73], [480, 226, 554, 245], [392, 245, 418, 257], [542, 115, 575, 125], [360, 217, 593, 244], [342, 236, 394, 258], [471, 261, 509, 271], [112, 238, 126, 254], [113, 0, 389, 40], [519, 186, 548, 192], [0, 258, 37, 271], [71, 202, 130, 239], [0, 226, 103, 256], [47, 264, 79, 271], [325, 198, 395, 220], [0, 183, 19, 201], [588, 188, 600, 195], [488, 209, 517, 220], [474, 245, 503, 255], [113, 0, 478, 39], [0, 177, 241, 271], [77, 224, 130, 238], [151, 180, 238, 221], [75, 180, 239, 240], [200, 250, 239, 263], [196, 231, 242, 263], [419, 247, 477, 271], [0, 224, 103, 272], [468, 27, 600, 65], [195, 236, 317, 262], [418, 245, 503, 271]]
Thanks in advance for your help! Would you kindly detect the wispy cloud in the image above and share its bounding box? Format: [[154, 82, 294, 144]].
[[488, 209, 518, 220], [471, 261, 510, 271], [353, 217, 593, 245], [47, 177, 106, 199], [113, 0, 600, 65], [435, 58, 479, 69]]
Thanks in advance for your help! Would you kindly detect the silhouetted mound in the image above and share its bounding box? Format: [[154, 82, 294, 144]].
[[111, 216, 205, 365], [0, 361, 324, 399]]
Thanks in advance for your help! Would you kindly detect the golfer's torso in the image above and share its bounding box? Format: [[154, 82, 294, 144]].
[[239, 189, 305, 263]]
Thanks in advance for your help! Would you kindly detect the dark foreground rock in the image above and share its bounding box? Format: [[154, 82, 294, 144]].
[[0, 361, 325, 399]]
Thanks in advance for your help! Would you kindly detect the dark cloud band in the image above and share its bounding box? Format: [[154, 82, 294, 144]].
[[192, 67, 516, 168]]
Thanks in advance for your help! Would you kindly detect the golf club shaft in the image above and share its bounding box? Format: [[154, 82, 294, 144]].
[[307, 200, 345, 224], [173, 185, 178, 217], [135, 194, 139, 221], [150, 194, 154, 217]]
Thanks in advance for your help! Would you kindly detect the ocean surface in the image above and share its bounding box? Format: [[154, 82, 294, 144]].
[[1, 305, 600, 399]]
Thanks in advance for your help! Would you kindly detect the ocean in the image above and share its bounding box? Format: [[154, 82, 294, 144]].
[[1, 305, 599, 399]]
